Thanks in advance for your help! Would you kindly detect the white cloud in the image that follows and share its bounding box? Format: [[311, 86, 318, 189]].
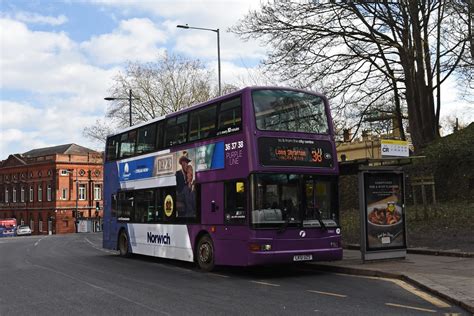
[[81, 18, 167, 64], [0, 101, 43, 129], [0, 99, 105, 158], [0, 129, 48, 157], [1, 11, 68, 26], [90, 1, 266, 65], [0, 18, 119, 111]]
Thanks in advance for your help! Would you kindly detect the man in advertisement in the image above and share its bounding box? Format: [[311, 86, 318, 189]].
[[176, 153, 196, 217]]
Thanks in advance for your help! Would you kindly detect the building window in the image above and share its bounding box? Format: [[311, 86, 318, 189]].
[[79, 184, 86, 200], [94, 184, 101, 201], [5, 188, 8, 203], [20, 218, 24, 225], [38, 185, 42, 202], [12, 187, 16, 203], [29, 186, 33, 202], [62, 188, 68, 200], [30, 218, 34, 232], [60, 170, 69, 176], [39, 218, 43, 232], [47, 185, 52, 201], [21, 187, 25, 202]]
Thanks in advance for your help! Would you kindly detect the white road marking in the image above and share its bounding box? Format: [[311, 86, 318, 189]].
[[32, 262, 170, 315], [250, 280, 280, 287], [208, 273, 229, 278], [307, 290, 347, 298], [386, 302, 437, 313], [84, 237, 117, 254], [34, 236, 48, 247]]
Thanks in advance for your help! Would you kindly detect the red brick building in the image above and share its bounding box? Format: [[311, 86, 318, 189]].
[[0, 144, 103, 234]]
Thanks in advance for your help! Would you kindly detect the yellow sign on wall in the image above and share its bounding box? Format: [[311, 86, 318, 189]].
[[381, 139, 409, 157]]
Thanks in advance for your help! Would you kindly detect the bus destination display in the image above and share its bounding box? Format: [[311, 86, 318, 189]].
[[258, 137, 333, 167]]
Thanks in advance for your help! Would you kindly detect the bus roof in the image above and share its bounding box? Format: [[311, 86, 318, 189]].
[[106, 86, 326, 139]]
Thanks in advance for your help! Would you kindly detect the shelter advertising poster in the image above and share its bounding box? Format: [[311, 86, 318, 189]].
[[363, 172, 406, 251]]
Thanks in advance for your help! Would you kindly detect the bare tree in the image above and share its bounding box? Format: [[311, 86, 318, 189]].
[[83, 119, 116, 145], [232, 1, 472, 150], [84, 53, 215, 143]]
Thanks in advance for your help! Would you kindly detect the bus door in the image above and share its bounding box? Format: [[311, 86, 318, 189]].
[[200, 182, 223, 225]]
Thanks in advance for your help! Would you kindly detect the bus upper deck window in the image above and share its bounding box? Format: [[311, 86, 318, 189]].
[[218, 97, 241, 132], [137, 123, 157, 154], [165, 114, 188, 146], [106, 135, 120, 161], [119, 130, 137, 158], [189, 105, 217, 141]]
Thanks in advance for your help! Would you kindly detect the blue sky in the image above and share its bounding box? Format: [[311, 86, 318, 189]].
[[1, 1, 472, 159]]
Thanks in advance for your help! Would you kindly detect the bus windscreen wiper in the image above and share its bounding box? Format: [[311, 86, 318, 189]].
[[315, 209, 327, 231], [278, 216, 290, 233]]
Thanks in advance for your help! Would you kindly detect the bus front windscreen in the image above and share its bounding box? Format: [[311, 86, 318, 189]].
[[252, 174, 337, 229], [252, 89, 329, 134]]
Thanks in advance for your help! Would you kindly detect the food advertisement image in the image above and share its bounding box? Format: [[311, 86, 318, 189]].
[[364, 172, 406, 251]]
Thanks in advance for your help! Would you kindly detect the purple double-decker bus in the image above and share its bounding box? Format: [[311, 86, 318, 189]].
[[103, 86, 342, 270]]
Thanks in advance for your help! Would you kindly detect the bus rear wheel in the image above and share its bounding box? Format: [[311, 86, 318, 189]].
[[196, 235, 215, 271], [118, 230, 131, 257]]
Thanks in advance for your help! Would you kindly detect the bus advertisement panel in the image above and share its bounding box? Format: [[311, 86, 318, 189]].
[[103, 87, 342, 270]]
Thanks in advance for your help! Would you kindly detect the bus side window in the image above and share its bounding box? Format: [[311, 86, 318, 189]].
[[117, 191, 133, 220], [119, 130, 137, 158], [218, 97, 241, 134], [156, 121, 164, 150], [111, 194, 117, 217], [153, 188, 163, 222], [164, 114, 188, 146], [189, 105, 217, 141], [134, 189, 155, 223], [224, 180, 246, 224], [106, 135, 120, 161], [136, 123, 157, 155]]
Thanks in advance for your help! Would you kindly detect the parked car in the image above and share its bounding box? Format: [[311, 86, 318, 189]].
[[16, 225, 32, 236]]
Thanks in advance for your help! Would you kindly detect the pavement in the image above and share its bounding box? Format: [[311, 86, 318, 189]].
[[310, 247, 474, 314]]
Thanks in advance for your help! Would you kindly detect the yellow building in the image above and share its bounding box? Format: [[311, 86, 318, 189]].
[[336, 137, 382, 162]]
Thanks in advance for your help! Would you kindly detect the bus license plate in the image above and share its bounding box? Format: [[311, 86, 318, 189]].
[[293, 254, 313, 262]]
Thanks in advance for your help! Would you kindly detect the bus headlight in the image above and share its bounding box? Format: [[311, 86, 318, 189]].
[[261, 244, 272, 251], [336, 228, 341, 235]]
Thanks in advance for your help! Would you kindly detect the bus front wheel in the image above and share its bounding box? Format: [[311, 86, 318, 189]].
[[196, 235, 215, 271], [118, 230, 131, 257]]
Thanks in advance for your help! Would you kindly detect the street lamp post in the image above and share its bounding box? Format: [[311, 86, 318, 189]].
[[177, 24, 221, 96], [104, 89, 139, 127]]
